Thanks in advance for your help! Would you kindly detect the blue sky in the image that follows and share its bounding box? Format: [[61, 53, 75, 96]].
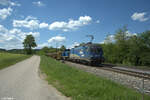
[[0, 0, 150, 49]]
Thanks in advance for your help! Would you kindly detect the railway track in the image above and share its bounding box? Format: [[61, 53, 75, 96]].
[[98, 66, 150, 80], [65, 61, 150, 80]]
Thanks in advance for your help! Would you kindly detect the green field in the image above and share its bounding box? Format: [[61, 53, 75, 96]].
[[40, 55, 150, 100], [0, 53, 30, 70]]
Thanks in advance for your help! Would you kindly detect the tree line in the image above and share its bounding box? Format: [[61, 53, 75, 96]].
[[2, 27, 149, 67], [38, 45, 66, 55], [101, 26, 150, 66]]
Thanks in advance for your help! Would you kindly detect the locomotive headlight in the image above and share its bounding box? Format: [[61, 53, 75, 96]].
[[81, 54, 84, 57]]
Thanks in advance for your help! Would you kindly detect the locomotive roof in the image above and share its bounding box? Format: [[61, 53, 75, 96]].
[[84, 43, 100, 46]]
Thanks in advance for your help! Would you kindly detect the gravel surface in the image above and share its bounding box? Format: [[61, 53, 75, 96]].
[[65, 61, 150, 95], [0, 56, 69, 100], [113, 67, 150, 75]]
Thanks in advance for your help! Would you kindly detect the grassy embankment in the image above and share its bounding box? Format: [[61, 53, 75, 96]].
[[40, 55, 150, 100], [0, 52, 30, 70]]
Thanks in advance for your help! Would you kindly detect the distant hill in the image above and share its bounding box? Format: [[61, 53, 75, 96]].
[[7, 49, 24, 54], [0, 48, 6, 52], [0, 48, 41, 54]]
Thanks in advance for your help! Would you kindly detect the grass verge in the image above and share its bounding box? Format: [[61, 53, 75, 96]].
[[0, 52, 31, 70], [40, 55, 150, 100]]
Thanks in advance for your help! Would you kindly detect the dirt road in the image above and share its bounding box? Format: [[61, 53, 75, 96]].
[[0, 56, 68, 100]]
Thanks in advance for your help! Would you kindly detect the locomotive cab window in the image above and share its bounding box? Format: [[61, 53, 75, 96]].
[[90, 47, 101, 54]]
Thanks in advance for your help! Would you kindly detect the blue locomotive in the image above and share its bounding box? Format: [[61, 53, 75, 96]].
[[62, 42, 104, 65], [61, 49, 70, 60]]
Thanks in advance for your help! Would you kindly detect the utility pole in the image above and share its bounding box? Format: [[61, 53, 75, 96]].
[[142, 75, 144, 100], [56, 42, 58, 53]]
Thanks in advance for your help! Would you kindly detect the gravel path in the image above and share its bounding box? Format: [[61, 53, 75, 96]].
[[0, 56, 68, 100], [65, 61, 150, 95]]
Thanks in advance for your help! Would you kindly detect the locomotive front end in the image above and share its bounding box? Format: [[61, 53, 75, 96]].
[[89, 45, 103, 65]]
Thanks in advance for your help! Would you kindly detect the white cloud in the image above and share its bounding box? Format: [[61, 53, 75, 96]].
[[96, 20, 100, 23], [32, 1, 45, 7], [13, 16, 49, 30], [101, 31, 137, 44], [39, 22, 49, 28], [36, 42, 49, 49], [49, 16, 92, 31], [25, 16, 37, 20], [0, 7, 12, 20], [49, 22, 67, 31], [103, 34, 115, 44], [0, 26, 23, 49], [131, 12, 149, 22], [99, 41, 104, 44], [0, 24, 8, 33], [0, 0, 20, 6], [0, 24, 40, 50], [13, 15, 92, 31], [48, 36, 66, 43], [126, 31, 137, 37], [9, 28, 21, 34], [36, 36, 66, 49], [67, 42, 79, 49], [13, 16, 39, 30], [27, 32, 40, 38]]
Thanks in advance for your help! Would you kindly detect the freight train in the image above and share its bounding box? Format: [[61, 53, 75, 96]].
[[62, 42, 104, 65]]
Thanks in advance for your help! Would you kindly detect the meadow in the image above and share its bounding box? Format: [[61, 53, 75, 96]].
[[0, 52, 30, 70], [40, 55, 150, 100]]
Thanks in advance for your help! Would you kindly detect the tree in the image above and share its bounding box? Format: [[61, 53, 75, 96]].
[[104, 34, 114, 44], [101, 26, 150, 66], [42, 46, 49, 53], [101, 43, 118, 63], [79, 42, 86, 46], [60, 45, 66, 51], [127, 35, 141, 65], [138, 31, 150, 65], [23, 35, 37, 54], [114, 26, 129, 64]]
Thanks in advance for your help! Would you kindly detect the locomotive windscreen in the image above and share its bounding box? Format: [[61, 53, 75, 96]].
[[90, 46, 102, 54]]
